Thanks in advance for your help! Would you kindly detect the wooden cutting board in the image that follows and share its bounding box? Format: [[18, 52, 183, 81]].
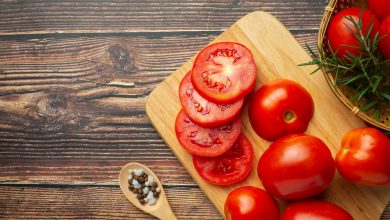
[[145, 11, 390, 219]]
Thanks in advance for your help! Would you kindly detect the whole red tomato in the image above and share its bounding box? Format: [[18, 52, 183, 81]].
[[281, 200, 353, 220], [327, 8, 381, 59], [336, 127, 390, 186], [248, 79, 314, 141], [368, 0, 390, 21], [257, 134, 336, 200], [379, 16, 390, 60], [224, 186, 280, 220]]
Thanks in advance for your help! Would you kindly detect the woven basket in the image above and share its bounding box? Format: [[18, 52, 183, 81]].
[[318, 0, 390, 131]]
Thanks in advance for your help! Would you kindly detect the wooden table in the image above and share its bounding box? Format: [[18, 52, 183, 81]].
[[0, 1, 389, 219]]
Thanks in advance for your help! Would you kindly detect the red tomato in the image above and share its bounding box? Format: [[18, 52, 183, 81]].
[[191, 42, 256, 104], [175, 109, 241, 157], [327, 8, 381, 59], [224, 186, 280, 220], [248, 79, 314, 141], [257, 134, 336, 200], [281, 200, 353, 220], [368, 0, 390, 21], [179, 71, 244, 127], [379, 16, 390, 60], [336, 127, 390, 186], [193, 134, 254, 185]]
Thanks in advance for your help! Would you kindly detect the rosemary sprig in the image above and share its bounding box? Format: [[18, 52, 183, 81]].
[[300, 13, 390, 120]]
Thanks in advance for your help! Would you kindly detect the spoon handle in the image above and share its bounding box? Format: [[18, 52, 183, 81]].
[[157, 206, 177, 220]]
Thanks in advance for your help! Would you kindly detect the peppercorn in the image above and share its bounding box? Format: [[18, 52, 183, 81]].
[[127, 169, 161, 206]]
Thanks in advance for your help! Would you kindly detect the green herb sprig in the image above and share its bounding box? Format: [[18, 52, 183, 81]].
[[300, 14, 390, 120]]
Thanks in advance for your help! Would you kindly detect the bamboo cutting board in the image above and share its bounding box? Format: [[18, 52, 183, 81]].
[[145, 11, 390, 219]]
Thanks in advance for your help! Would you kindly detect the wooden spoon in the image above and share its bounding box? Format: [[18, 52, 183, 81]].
[[119, 162, 177, 220]]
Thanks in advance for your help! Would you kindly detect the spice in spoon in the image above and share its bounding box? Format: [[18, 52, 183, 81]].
[[128, 168, 161, 205]]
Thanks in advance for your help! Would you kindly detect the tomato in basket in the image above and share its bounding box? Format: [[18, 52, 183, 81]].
[[379, 16, 390, 60], [327, 8, 380, 59], [368, 0, 390, 21]]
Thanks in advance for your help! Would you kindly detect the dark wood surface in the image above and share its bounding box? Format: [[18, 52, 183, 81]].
[[0, 1, 388, 219]]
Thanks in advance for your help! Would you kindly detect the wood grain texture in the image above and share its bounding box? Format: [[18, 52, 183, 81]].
[[0, 186, 221, 219], [0, 33, 316, 183], [0, 0, 326, 35], [0, 160, 195, 186], [0, 0, 389, 218], [146, 11, 390, 219]]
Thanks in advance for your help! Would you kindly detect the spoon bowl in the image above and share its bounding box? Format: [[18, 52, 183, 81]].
[[119, 162, 177, 220]]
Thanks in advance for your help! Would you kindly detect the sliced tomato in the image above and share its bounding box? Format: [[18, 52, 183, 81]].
[[175, 109, 241, 157], [193, 134, 254, 185], [179, 71, 244, 127], [191, 42, 256, 104]]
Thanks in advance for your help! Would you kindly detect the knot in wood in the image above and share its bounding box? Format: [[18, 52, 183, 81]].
[[33, 93, 82, 132], [47, 93, 67, 112], [108, 45, 136, 74]]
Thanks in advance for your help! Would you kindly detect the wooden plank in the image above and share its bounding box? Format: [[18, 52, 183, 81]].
[[0, 186, 388, 219], [145, 11, 390, 219], [0, 186, 222, 219], [0, 160, 195, 186], [0, 33, 316, 182], [0, 0, 326, 35]]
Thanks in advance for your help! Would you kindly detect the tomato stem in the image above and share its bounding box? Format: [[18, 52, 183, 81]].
[[284, 111, 296, 124]]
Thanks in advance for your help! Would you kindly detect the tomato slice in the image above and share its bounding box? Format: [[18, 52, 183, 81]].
[[193, 134, 254, 185], [191, 42, 256, 104], [179, 71, 244, 127], [175, 109, 241, 157]]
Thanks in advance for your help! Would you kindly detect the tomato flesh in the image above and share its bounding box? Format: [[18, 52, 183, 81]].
[[257, 134, 336, 200], [327, 8, 381, 59], [248, 79, 314, 141], [379, 16, 390, 60], [336, 127, 390, 186], [281, 200, 353, 220], [193, 134, 254, 185], [179, 71, 244, 127], [175, 109, 241, 157], [224, 186, 280, 220], [191, 42, 256, 104]]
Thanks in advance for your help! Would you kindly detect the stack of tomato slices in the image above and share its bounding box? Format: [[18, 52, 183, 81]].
[[175, 42, 256, 185]]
